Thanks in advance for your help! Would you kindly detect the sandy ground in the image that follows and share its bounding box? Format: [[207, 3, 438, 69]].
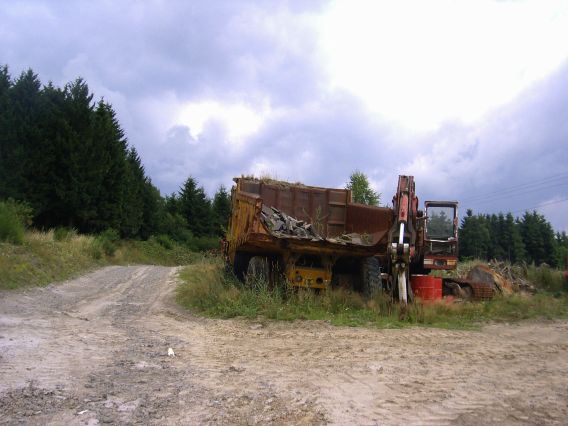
[[1, 266, 568, 425]]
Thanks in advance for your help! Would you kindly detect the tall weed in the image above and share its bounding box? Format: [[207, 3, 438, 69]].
[[176, 256, 568, 329], [527, 265, 566, 293]]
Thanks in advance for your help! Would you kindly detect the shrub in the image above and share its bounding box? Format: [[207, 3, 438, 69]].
[[89, 238, 104, 259], [53, 227, 78, 242], [0, 200, 30, 245], [527, 264, 567, 293], [155, 234, 175, 250], [96, 228, 120, 257]]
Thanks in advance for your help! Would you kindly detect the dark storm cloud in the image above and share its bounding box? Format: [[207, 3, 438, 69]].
[[1, 0, 325, 103], [0, 0, 331, 192]]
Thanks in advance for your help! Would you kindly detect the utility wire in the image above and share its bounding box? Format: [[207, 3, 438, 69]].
[[463, 197, 568, 216], [509, 197, 568, 214], [461, 172, 568, 203], [462, 181, 568, 206]]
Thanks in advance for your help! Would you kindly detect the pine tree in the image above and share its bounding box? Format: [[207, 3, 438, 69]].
[[211, 184, 231, 237], [487, 214, 506, 260], [6, 69, 42, 203], [0, 66, 15, 199], [519, 211, 557, 266], [87, 100, 128, 232], [459, 209, 490, 260], [139, 180, 164, 239], [120, 147, 145, 237], [178, 177, 212, 237], [31, 82, 71, 227], [63, 78, 96, 230], [503, 213, 525, 263], [554, 232, 568, 270]]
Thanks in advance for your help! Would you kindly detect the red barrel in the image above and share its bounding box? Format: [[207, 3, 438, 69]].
[[411, 275, 442, 301]]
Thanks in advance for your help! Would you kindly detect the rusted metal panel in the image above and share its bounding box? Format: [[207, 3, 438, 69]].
[[445, 278, 495, 301], [345, 204, 392, 244], [241, 180, 260, 195], [245, 179, 350, 238], [345, 203, 391, 233]]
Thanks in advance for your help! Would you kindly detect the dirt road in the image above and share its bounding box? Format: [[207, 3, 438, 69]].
[[1, 266, 568, 425]]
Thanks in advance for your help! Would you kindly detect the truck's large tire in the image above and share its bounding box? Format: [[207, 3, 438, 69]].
[[246, 256, 270, 287], [233, 251, 251, 282], [361, 257, 381, 297]]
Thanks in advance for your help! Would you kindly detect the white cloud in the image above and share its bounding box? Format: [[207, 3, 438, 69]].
[[176, 100, 266, 143], [319, 0, 568, 131]]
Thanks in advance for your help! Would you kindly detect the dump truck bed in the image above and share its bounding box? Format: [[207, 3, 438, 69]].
[[227, 178, 393, 263]]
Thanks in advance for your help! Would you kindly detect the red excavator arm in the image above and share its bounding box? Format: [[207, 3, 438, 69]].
[[388, 176, 419, 303]]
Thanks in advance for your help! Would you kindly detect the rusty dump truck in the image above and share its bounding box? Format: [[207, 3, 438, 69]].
[[225, 175, 493, 302]]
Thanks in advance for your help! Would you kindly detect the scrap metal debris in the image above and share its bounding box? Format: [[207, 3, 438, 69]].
[[487, 261, 537, 294], [467, 264, 515, 295], [459, 262, 536, 295], [328, 233, 373, 246], [261, 205, 322, 240], [260, 205, 373, 245]]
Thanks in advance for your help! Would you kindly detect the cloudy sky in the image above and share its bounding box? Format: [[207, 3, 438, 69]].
[[2, 0, 568, 231]]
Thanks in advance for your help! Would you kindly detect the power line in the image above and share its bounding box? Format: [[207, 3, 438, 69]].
[[463, 181, 568, 206], [464, 197, 568, 216], [509, 197, 568, 214], [461, 172, 568, 203]]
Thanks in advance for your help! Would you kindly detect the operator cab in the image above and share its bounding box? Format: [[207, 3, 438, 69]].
[[423, 201, 458, 270]]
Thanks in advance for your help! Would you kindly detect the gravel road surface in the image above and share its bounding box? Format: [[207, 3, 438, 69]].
[[1, 265, 568, 425]]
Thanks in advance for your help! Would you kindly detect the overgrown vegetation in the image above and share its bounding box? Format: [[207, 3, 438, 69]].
[[176, 257, 568, 329], [0, 200, 27, 244], [526, 265, 567, 294], [0, 229, 200, 290]]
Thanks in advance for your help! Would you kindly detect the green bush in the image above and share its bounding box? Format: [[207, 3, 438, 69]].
[[0, 200, 31, 245], [89, 238, 104, 259], [527, 265, 567, 293], [96, 228, 120, 257], [53, 227, 78, 242], [191, 236, 220, 252], [155, 234, 175, 250]]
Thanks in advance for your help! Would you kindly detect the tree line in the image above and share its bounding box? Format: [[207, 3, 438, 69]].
[[0, 66, 230, 247], [459, 209, 568, 268], [2, 66, 566, 265]]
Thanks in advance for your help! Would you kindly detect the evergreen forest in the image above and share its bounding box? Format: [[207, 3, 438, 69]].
[[0, 66, 230, 249]]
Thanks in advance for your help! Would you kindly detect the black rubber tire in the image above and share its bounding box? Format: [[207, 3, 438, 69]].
[[233, 251, 251, 282], [246, 256, 270, 286], [361, 257, 381, 297]]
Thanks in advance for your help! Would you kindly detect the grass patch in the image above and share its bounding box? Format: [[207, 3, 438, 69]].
[[0, 230, 104, 290], [0, 230, 204, 290], [176, 256, 568, 329], [527, 265, 567, 293]]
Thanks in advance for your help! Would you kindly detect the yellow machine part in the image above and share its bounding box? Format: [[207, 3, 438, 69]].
[[287, 266, 331, 290]]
